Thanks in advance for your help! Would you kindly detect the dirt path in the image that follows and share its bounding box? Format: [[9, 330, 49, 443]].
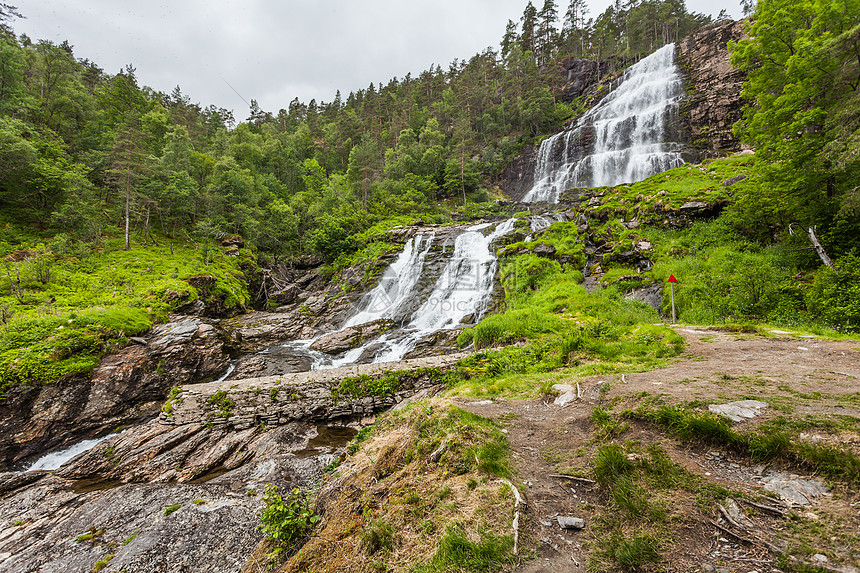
[[458, 328, 860, 573]]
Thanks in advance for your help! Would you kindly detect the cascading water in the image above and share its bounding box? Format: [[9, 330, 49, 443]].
[[22, 433, 118, 472], [523, 43, 685, 203], [373, 218, 517, 362], [343, 235, 433, 327], [278, 219, 517, 369]]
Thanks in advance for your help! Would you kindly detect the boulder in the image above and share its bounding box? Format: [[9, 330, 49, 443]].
[[269, 284, 301, 305], [309, 319, 395, 354], [722, 174, 747, 187]]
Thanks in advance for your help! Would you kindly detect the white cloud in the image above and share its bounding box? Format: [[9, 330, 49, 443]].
[[15, 0, 742, 119]]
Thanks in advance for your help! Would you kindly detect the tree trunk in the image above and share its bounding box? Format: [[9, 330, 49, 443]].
[[808, 226, 834, 269], [124, 171, 130, 251]]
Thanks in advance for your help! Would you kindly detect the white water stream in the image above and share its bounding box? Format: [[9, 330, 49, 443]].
[[523, 43, 685, 203], [343, 235, 433, 327], [23, 433, 117, 472], [283, 219, 518, 368]]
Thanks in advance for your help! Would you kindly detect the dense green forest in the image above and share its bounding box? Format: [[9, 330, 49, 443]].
[[0, 0, 716, 264]]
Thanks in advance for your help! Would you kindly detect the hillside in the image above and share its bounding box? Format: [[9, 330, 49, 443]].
[[0, 0, 859, 572]]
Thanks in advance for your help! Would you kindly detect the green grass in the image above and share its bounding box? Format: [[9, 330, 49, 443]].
[[569, 154, 754, 222], [587, 441, 743, 571], [386, 403, 512, 480], [627, 404, 860, 485], [0, 233, 254, 396], [413, 525, 515, 573], [451, 268, 684, 399]]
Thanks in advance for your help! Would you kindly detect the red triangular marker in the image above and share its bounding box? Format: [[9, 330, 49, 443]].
[[668, 274, 678, 283]]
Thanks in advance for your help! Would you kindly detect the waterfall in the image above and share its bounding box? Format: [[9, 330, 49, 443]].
[[358, 218, 517, 363], [410, 218, 516, 332], [343, 235, 433, 327], [22, 434, 117, 472], [523, 43, 685, 203], [283, 219, 516, 369]]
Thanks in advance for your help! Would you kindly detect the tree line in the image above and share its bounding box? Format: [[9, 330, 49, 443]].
[[9, 0, 852, 270]]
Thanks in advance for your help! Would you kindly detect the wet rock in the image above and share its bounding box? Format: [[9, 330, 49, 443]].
[[0, 417, 346, 573], [1, 477, 268, 573], [0, 316, 229, 471], [309, 319, 395, 354], [221, 309, 333, 352], [403, 329, 462, 359], [708, 400, 768, 422]]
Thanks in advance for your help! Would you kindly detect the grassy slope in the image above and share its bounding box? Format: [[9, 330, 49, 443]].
[[0, 231, 256, 396]]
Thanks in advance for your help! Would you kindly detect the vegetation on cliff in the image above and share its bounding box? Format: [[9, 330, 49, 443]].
[[0, 235, 254, 396]]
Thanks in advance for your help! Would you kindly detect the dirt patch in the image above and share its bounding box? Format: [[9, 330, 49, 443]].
[[458, 329, 860, 572]]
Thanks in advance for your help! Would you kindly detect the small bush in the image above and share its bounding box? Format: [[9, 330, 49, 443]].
[[258, 484, 319, 546], [805, 252, 860, 332]]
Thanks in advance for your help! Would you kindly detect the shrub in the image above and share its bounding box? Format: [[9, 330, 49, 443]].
[[805, 252, 860, 332], [258, 484, 319, 546]]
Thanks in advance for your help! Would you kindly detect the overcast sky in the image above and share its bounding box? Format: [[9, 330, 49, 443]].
[[15, 0, 743, 119]]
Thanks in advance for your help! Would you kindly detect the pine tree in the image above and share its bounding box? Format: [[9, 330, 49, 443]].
[[501, 19, 519, 60], [520, 2, 538, 57], [536, 0, 559, 66]]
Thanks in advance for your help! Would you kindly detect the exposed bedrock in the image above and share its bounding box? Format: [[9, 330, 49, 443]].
[[676, 19, 747, 157], [0, 420, 343, 573], [0, 317, 229, 470]]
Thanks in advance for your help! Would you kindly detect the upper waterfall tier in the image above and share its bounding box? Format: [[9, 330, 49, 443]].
[[523, 43, 685, 203]]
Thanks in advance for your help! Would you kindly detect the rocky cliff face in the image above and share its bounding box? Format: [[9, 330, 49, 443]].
[[676, 19, 748, 156], [500, 20, 747, 199], [557, 55, 629, 103], [0, 317, 229, 470]]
